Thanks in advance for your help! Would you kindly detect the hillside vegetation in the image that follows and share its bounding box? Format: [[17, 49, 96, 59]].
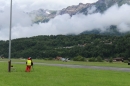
[[0, 34, 130, 60]]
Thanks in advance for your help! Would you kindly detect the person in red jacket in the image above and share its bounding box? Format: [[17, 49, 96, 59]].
[[25, 57, 33, 72]]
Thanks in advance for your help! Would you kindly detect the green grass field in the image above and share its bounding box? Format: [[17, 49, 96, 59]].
[[0, 59, 130, 86]]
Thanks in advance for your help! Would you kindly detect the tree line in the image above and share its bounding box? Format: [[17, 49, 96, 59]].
[[0, 34, 130, 60]]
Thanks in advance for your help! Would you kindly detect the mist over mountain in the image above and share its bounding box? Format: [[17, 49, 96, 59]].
[[0, 0, 130, 40], [29, 0, 130, 35], [31, 0, 130, 22]]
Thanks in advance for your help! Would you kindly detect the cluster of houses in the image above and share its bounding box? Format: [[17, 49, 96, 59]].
[[55, 56, 69, 62]]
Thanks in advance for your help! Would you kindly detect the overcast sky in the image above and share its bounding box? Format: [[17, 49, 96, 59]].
[[0, 0, 130, 40]]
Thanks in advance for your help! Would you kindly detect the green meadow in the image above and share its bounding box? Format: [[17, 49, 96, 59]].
[[0, 59, 130, 86]]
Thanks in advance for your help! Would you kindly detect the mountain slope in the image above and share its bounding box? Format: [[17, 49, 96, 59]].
[[29, 0, 130, 35], [29, 9, 57, 23], [59, 0, 130, 15], [30, 0, 130, 23]]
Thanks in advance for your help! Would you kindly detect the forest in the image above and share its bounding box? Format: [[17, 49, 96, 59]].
[[0, 34, 130, 60]]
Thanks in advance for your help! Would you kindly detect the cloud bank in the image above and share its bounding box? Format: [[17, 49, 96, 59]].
[[0, 1, 130, 40]]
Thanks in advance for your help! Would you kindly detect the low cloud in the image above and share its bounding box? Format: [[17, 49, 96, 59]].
[[0, 3, 130, 40]]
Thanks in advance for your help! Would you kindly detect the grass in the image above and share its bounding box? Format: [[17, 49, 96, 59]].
[[0, 59, 130, 86]]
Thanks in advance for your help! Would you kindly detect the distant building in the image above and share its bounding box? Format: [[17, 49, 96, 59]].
[[55, 56, 69, 62], [113, 57, 124, 62]]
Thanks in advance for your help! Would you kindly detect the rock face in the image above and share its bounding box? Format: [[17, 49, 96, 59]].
[[29, 9, 57, 23], [29, 0, 130, 23], [57, 0, 130, 15], [58, 3, 90, 16]]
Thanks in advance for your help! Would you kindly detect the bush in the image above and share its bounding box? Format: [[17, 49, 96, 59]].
[[88, 57, 96, 62], [73, 55, 86, 61], [96, 56, 103, 62]]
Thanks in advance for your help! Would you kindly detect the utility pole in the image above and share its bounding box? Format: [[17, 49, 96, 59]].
[[8, 0, 12, 72]]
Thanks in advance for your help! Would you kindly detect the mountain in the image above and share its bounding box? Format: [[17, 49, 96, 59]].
[[29, 0, 130, 35], [28, 9, 57, 23], [30, 0, 130, 23], [58, 3, 89, 16], [79, 0, 130, 14]]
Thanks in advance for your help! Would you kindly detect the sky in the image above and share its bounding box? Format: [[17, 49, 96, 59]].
[[0, 0, 130, 40]]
